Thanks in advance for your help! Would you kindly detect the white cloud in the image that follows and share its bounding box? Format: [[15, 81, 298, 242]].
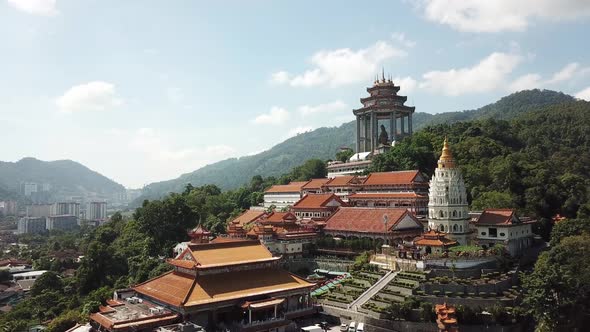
[[298, 100, 348, 116], [252, 106, 290, 125], [575, 87, 590, 101], [391, 32, 416, 48], [271, 41, 406, 87], [547, 62, 580, 84], [420, 52, 522, 96], [508, 62, 590, 92], [393, 76, 418, 94], [56, 81, 123, 113], [7, 0, 58, 16], [419, 0, 590, 32], [508, 73, 543, 92]]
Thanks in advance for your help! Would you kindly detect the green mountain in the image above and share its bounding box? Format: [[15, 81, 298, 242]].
[[138, 89, 574, 200], [0, 157, 125, 201]]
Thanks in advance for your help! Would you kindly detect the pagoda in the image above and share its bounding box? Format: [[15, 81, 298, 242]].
[[427, 138, 471, 245], [353, 70, 416, 153]]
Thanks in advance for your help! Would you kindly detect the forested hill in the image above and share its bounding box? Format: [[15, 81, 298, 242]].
[[138, 89, 574, 201], [0, 158, 125, 200]]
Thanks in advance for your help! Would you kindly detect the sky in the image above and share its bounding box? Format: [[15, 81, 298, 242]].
[[1, 0, 590, 188]]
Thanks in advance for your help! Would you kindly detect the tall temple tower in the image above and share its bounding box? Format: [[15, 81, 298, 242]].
[[427, 138, 471, 245], [353, 72, 416, 153]]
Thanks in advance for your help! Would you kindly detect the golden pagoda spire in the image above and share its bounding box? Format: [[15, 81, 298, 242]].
[[438, 137, 455, 168]]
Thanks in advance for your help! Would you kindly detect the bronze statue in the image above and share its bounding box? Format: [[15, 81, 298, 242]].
[[379, 124, 389, 145]]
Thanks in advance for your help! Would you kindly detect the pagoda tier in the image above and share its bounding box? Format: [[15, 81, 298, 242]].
[[353, 75, 416, 153]]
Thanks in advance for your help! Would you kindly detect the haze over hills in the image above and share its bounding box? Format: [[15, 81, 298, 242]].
[[137, 89, 574, 202], [0, 157, 125, 202]]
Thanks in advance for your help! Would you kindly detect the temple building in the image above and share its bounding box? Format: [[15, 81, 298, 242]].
[[414, 230, 458, 254], [427, 139, 471, 245], [354, 72, 416, 153], [321, 175, 362, 202], [291, 193, 345, 221], [301, 178, 330, 195], [324, 207, 423, 245], [246, 212, 318, 257], [473, 209, 535, 256], [91, 239, 315, 331], [263, 181, 309, 208]]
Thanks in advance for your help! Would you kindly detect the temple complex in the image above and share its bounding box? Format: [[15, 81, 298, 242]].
[[91, 239, 315, 331], [354, 72, 416, 153], [473, 209, 535, 256], [427, 138, 471, 244]]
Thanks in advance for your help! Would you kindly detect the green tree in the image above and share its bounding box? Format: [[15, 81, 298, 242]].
[[30, 271, 63, 296], [522, 234, 590, 330], [471, 191, 515, 210]]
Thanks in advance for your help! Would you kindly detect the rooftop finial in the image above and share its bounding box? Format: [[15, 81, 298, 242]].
[[382, 67, 385, 82]]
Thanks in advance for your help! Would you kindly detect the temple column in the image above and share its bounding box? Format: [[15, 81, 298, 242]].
[[364, 115, 370, 152], [409, 113, 413, 135], [401, 114, 405, 135], [389, 112, 394, 144], [274, 304, 277, 318], [356, 115, 361, 153], [369, 113, 374, 152], [392, 111, 397, 143], [249, 309, 252, 324]]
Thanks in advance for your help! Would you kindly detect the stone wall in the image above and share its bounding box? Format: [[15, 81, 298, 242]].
[[416, 295, 515, 308]]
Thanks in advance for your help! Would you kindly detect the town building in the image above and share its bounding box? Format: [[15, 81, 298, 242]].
[[324, 207, 423, 245], [26, 204, 53, 218], [87, 201, 107, 222], [46, 215, 78, 231], [52, 202, 80, 219], [17, 217, 47, 234], [291, 193, 345, 220], [0, 201, 18, 216], [473, 209, 535, 256], [91, 239, 315, 331], [326, 154, 372, 178], [263, 181, 308, 209], [427, 139, 471, 245]]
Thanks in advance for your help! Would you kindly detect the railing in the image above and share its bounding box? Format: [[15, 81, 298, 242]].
[[240, 315, 285, 328]]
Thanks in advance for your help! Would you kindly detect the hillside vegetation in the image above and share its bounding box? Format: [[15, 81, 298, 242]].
[[138, 89, 574, 201], [0, 158, 125, 200]]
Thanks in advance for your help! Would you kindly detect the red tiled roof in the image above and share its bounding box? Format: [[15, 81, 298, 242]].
[[348, 192, 426, 199], [324, 176, 356, 186], [167, 259, 196, 269], [292, 193, 342, 209], [302, 178, 330, 190], [325, 207, 421, 233], [231, 209, 266, 226], [263, 211, 297, 223], [414, 230, 458, 247], [265, 181, 309, 193], [475, 209, 517, 225], [362, 170, 423, 186]]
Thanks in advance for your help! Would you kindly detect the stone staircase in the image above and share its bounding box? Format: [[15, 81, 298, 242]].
[[348, 270, 398, 311]]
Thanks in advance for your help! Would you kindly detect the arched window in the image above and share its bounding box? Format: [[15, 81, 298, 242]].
[[452, 210, 457, 217], [453, 224, 458, 232], [439, 211, 443, 218], [439, 224, 444, 232], [459, 225, 463, 232]]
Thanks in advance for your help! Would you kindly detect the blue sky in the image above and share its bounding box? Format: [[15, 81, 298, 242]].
[[1, 0, 590, 188]]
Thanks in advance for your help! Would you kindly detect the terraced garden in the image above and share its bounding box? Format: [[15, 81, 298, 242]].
[[361, 271, 427, 314], [316, 270, 386, 308]]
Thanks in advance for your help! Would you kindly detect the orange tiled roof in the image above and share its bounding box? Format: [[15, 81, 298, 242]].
[[262, 211, 297, 223], [348, 192, 426, 199], [292, 193, 342, 209], [362, 170, 422, 186], [134, 271, 195, 307], [475, 209, 517, 225], [324, 176, 356, 187], [414, 233, 458, 247], [186, 240, 275, 267], [135, 268, 313, 308], [302, 178, 330, 190], [265, 181, 309, 193], [231, 209, 266, 226], [325, 207, 421, 233], [167, 258, 196, 269]]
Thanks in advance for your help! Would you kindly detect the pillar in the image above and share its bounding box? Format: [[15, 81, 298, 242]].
[[274, 304, 277, 318], [364, 115, 370, 152], [356, 115, 361, 153], [389, 112, 395, 144], [409, 113, 413, 135], [391, 111, 397, 143], [369, 113, 374, 152], [400, 114, 405, 135]]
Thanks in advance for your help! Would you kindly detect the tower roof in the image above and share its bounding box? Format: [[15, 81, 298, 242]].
[[438, 137, 456, 168]]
